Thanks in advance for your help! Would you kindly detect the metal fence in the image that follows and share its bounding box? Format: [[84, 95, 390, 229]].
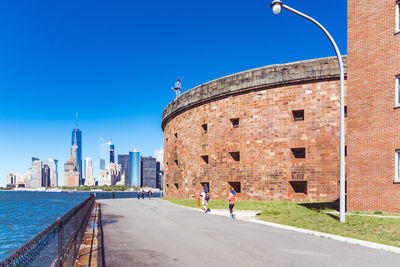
[[0, 194, 95, 267], [94, 191, 161, 200]]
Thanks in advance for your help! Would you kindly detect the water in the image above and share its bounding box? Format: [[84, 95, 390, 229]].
[[0, 191, 91, 261]]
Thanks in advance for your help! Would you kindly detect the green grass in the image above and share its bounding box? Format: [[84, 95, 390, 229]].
[[165, 198, 400, 248]]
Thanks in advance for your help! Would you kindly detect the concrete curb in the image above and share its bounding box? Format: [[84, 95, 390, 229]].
[[162, 199, 400, 254], [248, 219, 400, 254]]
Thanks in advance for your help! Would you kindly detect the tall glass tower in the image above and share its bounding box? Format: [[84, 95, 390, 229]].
[[100, 140, 113, 170], [129, 149, 141, 187], [71, 115, 82, 185]]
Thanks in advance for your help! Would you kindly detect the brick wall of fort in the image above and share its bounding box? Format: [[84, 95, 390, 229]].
[[347, 1, 400, 212], [162, 57, 347, 201]]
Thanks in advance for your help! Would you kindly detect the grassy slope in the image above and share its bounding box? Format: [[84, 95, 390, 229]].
[[165, 198, 400, 248]]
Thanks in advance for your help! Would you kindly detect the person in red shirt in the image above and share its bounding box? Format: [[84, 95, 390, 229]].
[[228, 189, 236, 219]]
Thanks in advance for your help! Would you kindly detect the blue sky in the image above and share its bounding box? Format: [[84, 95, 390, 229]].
[[0, 0, 347, 185]]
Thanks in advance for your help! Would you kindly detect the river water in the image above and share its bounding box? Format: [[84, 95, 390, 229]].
[[0, 191, 91, 261]]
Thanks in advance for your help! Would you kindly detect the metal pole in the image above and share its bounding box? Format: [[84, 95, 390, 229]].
[[280, 4, 346, 222]]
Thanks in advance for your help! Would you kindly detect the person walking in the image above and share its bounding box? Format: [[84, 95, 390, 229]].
[[141, 189, 145, 199], [229, 189, 236, 219], [200, 188, 209, 213], [137, 189, 141, 200], [147, 189, 152, 200]]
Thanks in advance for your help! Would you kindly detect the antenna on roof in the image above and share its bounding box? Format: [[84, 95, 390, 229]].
[[76, 112, 78, 128], [171, 78, 181, 99]]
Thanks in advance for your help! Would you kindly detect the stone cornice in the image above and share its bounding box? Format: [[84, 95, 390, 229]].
[[162, 56, 347, 130]]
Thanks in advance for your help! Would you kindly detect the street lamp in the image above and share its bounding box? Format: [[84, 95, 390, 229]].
[[270, 0, 346, 223]]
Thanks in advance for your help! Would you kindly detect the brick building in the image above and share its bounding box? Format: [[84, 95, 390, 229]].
[[347, 1, 400, 212], [162, 57, 347, 201]]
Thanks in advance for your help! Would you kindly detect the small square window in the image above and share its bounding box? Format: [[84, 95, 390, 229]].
[[291, 148, 306, 159], [201, 155, 209, 164], [292, 110, 304, 121], [201, 182, 210, 192], [174, 159, 179, 166], [228, 181, 241, 193], [174, 183, 179, 189], [166, 183, 170, 188], [290, 181, 307, 194], [201, 124, 208, 133], [229, 151, 240, 161], [174, 133, 178, 138], [230, 118, 239, 128]]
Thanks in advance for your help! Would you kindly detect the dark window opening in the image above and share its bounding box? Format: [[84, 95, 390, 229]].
[[345, 146, 347, 157], [290, 181, 307, 194], [228, 181, 241, 193], [230, 118, 240, 128], [201, 124, 208, 133], [174, 133, 178, 138], [344, 106, 347, 118], [201, 182, 210, 192], [229, 151, 240, 161], [201, 155, 209, 164], [166, 138, 168, 142], [174, 159, 179, 166], [292, 110, 304, 121], [174, 183, 179, 190], [291, 148, 306, 159], [166, 184, 170, 188]]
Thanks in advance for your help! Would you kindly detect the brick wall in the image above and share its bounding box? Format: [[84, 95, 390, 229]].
[[163, 58, 347, 201], [347, 0, 400, 212]]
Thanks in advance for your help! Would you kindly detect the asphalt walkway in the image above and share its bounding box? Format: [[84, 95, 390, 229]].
[[99, 199, 400, 267]]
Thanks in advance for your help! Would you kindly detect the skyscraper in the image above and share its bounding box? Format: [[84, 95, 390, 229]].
[[129, 149, 141, 187], [84, 157, 95, 186], [100, 140, 113, 170], [141, 156, 156, 188], [118, 154, 130, 185], [29, 157, 42, 188], [71, 118, 82, 185], [64, 144, 80, 186], [44, 158, 58, 187], [154, 147, 164, 171], [41, 164, 51, 187]]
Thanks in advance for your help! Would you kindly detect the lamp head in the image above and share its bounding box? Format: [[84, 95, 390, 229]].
[[270, 0, 282, 15]]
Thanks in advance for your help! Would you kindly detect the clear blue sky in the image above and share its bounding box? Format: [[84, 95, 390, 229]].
[[0, 0, 347, 185]]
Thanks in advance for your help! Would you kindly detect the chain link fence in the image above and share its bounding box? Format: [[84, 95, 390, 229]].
[[0, 194, 95, 267]]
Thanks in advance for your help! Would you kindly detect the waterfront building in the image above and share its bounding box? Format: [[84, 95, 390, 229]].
[[71, 128, 82, 185], [64, 145, 80, 186], [118, 154, 130, 185], [156, 162, 164, 189], [29, 157, 42, 188], [84, 157, 95, 186], [141, 156, 157, 188], [98, 162, 121, 186], [129, 149, 141, 187], [41, 164, 51, 187], [154, 147, 164, 171], [162, 57, 346, 201], [100, 140, 113, 170], [44, 158, 58, 187], [6, 173, 30, 187]]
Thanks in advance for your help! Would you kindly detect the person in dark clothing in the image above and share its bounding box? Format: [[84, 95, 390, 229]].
[[141, 189, 145, 199], [137, 189, 141, 200], [148, 190, 152, 200]]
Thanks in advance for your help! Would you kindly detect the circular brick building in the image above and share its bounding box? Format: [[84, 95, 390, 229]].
[[162, 56, 347, 201]]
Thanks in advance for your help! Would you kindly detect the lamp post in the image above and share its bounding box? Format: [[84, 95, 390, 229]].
[[270, 0, 346, 223]]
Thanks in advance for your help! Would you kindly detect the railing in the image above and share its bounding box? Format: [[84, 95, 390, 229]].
[[97, 203, 105, 267], [0, 195, 95, 267], [94, 191, 161, 200]]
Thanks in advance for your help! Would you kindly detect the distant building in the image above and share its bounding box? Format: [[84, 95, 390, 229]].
[[118, 154, 130, 185], [129, 149, 141, 187], [7, 172, 31, 187], [98, 162, 121, 186], [64, 145, 80, 186], [84, 157, 95, 186], [156, 162, 164, 189], [41, 164, 51, 187], [71, 128, 82, 185], [141, 156, 156, 188], [44, 158, 58, 187], [100, 140, 113, 170], [154, 147, 164, 171], [29, 157, 42, 188]]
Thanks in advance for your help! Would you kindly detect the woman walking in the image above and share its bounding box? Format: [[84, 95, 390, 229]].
[[229, 189, 236, 219]]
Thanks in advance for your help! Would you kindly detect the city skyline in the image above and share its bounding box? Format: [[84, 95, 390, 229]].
[[0, 0, 346, 185]]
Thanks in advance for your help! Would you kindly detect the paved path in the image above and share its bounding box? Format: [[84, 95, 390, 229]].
[[99, 199, 400, 267]]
